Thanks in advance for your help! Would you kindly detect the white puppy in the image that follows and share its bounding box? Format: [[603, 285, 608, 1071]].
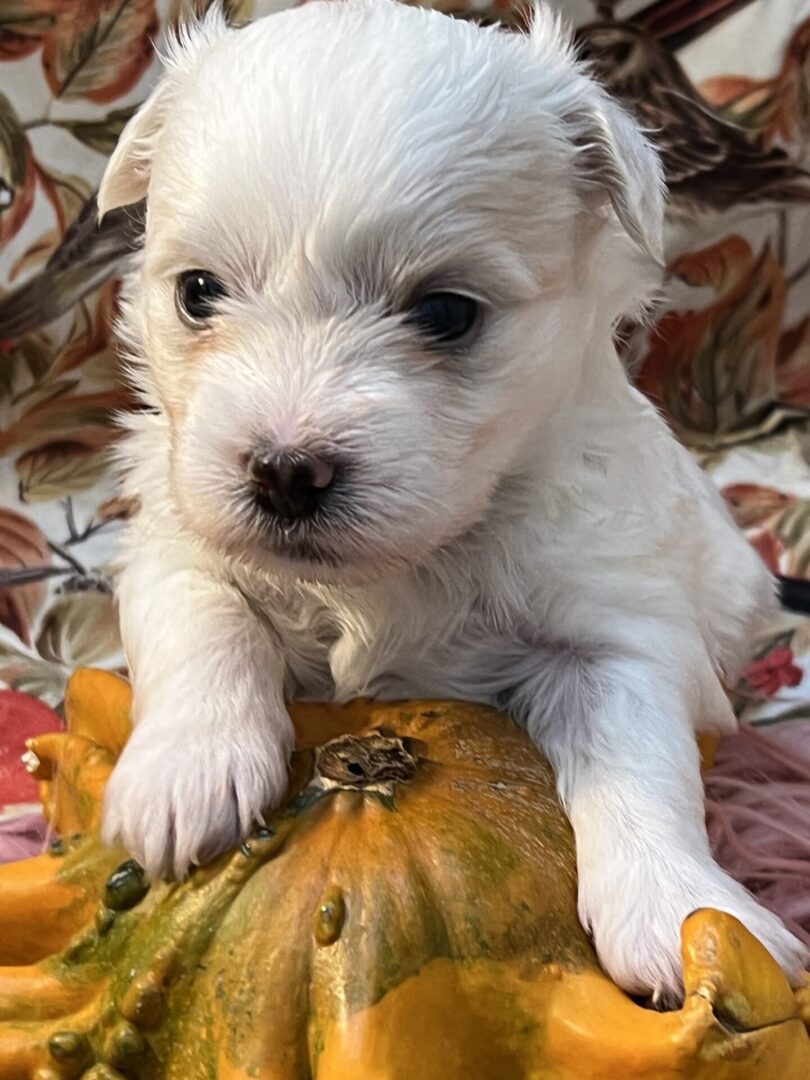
[[98, 0, 807, 999]]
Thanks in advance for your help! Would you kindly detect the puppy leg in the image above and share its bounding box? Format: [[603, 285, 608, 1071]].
[[513, 643, 808, 1001], [103, 538, 293, 880]]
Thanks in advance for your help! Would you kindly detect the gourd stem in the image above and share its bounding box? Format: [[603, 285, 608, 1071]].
[[314, 730, 419, 788]]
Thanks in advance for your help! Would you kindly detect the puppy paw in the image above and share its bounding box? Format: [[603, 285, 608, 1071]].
[[102, 704, 294, 880], [579, 857, 808, 1003]]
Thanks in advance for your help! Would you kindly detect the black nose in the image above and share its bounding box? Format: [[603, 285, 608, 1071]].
[[248, 450, 336, 521]]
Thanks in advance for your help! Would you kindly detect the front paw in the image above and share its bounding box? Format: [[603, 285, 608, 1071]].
[[102, 706, 293, 880], [579, 856, 808, 1003]]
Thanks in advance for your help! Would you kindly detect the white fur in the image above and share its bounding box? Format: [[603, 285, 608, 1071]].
[[99, 0, 807, 998]]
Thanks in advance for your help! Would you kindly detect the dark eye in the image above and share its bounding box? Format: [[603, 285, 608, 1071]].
[[406, 292, 479, 345], [176, 270, 228, 325]]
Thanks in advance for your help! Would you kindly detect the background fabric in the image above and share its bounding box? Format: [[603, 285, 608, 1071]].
[[0, 0, 809, 937]]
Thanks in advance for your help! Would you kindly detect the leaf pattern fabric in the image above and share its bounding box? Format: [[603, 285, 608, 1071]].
[[0, 0, 809, 808]]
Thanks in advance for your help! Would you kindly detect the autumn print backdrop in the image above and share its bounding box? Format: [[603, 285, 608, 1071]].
[[0, 0, 809, 920]]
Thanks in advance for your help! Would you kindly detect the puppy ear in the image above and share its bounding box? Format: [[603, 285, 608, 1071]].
[[526, 4, 665, 263], [568, 89, 666, 265], [97, 84, 170, 219], [97, 4, 230, 219]]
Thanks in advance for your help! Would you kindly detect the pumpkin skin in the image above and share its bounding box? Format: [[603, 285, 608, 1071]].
[[0, 670, 807, 1079]]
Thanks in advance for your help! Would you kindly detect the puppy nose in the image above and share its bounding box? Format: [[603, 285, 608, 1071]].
[[248, 450, 336, 520]]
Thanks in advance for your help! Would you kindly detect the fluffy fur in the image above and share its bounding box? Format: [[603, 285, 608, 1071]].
[[98, 0, 807, 999]]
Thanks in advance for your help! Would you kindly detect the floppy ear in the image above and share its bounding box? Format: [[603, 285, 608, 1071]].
[[97, 4, 231, 219], [97, 83, 170, 219], [568, 88, 666, 265], [526, 4, 665, 263]]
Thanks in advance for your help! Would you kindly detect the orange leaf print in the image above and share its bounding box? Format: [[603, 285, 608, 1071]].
[[0, 388, 133, 457], [637, 237, 786, 445], [52, 280, 119, 376], [669, 235, 754, 293], [17, 439, 115, 502], [721, 484, 796, 528], [721, 485, 810, 580], [699, 16, 810, 147], [41, 0, 158, 104], [700, 74, 787, 144], [0, 510, 51, 646], [777, 315, 810, 409], [0, 0, 55, 61], [749, 530, 784, 575]]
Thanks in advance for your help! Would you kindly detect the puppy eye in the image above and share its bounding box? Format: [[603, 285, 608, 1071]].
[[176, 270, 228, 326], [406, 292, 479, 345]]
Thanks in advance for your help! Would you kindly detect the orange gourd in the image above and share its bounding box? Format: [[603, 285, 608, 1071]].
[[0, 668, 807, 1079]]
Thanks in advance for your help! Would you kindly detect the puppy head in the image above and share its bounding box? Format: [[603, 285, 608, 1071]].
[[101, 0, 664, 582]]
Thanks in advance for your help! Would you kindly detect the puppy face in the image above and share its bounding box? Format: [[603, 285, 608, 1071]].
[[101, 0, 663, 582]]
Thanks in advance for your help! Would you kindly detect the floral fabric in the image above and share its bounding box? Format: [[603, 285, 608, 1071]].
[[0, 0, 809, 815]]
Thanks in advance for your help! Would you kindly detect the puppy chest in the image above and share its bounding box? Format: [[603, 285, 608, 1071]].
[[274, 604, 339, 700], [277, 615, 402, 702], [273, 600, 522, 706]]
